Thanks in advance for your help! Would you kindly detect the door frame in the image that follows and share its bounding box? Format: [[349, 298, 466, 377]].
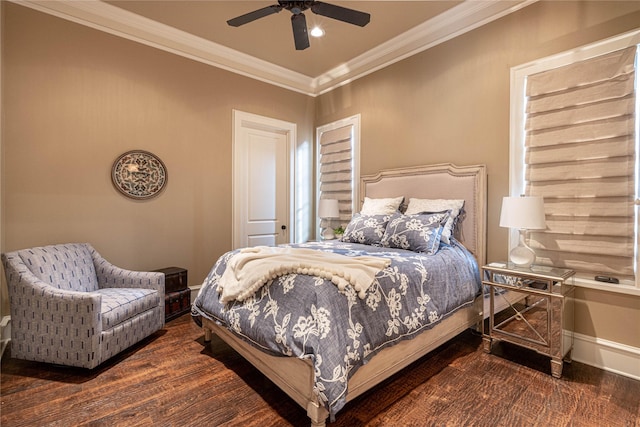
[[232, 109, 296, 249]]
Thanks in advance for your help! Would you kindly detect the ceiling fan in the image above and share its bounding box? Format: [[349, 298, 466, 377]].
[[227, 1, 371, 51]]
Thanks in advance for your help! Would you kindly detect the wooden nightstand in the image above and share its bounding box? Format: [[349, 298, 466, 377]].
[[154, 267, 190, 322], [482, 262, 575, 378]]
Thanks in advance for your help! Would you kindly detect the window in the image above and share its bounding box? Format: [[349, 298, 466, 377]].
[[316, 115, 360, 238], [510, 30, 640, 294]]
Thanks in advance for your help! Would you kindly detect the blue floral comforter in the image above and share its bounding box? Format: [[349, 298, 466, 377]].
[[192, 240, 481, 418]]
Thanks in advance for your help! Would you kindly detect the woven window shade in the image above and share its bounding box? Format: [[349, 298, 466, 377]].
[[319, 125, 354, 228], [524, 46, 637, 280]]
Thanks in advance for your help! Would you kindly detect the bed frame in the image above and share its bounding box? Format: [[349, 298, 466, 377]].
[[201, 163, 487, 426]]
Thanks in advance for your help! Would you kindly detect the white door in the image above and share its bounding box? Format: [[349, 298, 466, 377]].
[[233, 110, 295, 249]]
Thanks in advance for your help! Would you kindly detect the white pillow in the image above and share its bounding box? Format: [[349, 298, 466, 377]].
[[404, 198, 465, 244], [360, 196, 404, 216]]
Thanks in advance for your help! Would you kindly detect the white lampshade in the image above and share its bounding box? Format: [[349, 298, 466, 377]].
[[318, 199, 339, 219], [499, 196, 546, 230]]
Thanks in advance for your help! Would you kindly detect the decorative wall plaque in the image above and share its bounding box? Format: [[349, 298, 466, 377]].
[[111, 150, 167, 199]]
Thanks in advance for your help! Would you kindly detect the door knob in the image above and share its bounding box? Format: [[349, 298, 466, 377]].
[[281, 225, 287, 230]]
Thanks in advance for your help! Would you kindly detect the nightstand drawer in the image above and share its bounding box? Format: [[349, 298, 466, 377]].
[[483, 262, 573, 295], [165, 288, 191, 322]]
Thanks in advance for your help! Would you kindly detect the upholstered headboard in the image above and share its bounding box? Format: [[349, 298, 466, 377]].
[[361, 163, 487, 265]]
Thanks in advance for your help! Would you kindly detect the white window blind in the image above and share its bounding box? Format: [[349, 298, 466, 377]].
[[318, 124, 354, 230], [524, 46, 637, 281]]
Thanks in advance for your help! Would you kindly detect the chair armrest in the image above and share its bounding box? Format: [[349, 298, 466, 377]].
[[90, 246, 165, 297]]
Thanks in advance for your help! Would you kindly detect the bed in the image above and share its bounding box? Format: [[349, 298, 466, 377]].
[[193, 163, 488, 426]]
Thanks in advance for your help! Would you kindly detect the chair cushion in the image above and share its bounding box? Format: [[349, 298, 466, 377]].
[[16, 243, 99, 292], [97, 288, 160, 329]]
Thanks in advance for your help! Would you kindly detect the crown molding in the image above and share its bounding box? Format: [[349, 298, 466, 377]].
[[312, 0, 537, 95], [10, 0, 536, 97], [12, 0, 316, 95]]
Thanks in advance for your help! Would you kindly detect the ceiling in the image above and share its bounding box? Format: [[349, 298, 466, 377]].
[[105, 1, 462, 77], [16, 0, 535, 95]]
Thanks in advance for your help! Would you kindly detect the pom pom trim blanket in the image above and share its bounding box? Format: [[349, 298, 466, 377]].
[[218, 246, 391, 302]]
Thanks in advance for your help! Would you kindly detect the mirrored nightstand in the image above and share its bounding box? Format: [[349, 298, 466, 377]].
[[482, 262, 576, 378]]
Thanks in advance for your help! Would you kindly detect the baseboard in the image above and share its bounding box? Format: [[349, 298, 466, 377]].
[[1, 315, 10, 358], [570, 331, 640, 381]]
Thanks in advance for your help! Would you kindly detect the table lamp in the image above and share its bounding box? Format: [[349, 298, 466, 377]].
[[318, 199, 340, 240], [499, 195, 546, 268]]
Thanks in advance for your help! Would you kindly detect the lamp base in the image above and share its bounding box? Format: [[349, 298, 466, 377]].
[[321, 227, 335, 240], [509, 229, 536, 268], [509, 245, 536, 268]]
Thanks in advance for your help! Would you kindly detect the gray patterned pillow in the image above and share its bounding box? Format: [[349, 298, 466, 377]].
[[341, 213, 392, 246], [404, 199, 464, 244], [380, 212, 450, 254]]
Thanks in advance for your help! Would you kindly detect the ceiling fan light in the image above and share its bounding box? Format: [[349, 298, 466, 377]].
[[310, 26, 325, 38]]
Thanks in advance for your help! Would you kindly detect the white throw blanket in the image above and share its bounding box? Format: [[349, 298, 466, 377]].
[[218, 246, 391, 303]]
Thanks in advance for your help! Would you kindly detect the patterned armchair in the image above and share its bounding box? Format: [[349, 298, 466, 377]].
[[1, 243, 165, 369]]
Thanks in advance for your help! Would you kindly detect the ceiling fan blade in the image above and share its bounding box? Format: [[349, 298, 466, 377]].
[[311, 2, 370, 27], [291, 13, 310, 50], [227, 5, 283, 27]]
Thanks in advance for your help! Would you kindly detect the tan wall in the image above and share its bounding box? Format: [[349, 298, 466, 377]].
[[2, 1, 640, 349], [0, 2, 314, 319], [317, 1, 640, 348]]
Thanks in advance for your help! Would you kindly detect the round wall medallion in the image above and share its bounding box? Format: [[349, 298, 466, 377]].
[[111, 150, 167, 200]]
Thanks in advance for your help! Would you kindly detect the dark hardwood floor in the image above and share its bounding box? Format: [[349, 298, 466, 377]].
[[1, 314, 639, 426]]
